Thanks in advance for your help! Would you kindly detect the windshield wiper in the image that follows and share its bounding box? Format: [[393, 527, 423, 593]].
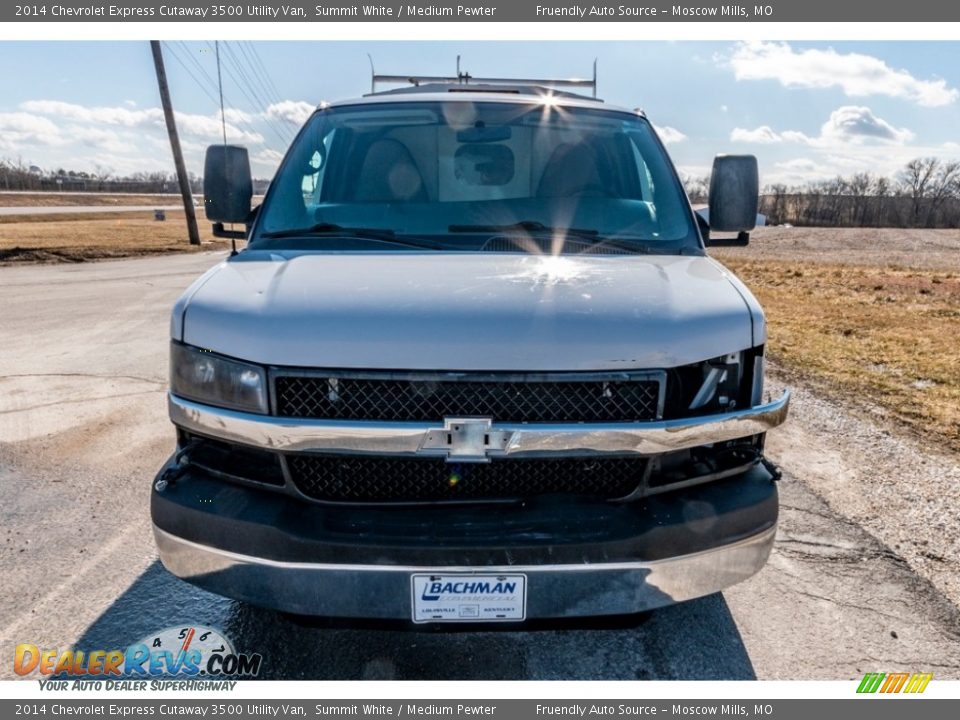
[[449, 221, 657, 254], [260, 223, 444, 250], [449, 221, 600, 239]]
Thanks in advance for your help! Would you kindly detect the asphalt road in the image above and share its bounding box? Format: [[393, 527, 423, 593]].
[[1, 253, 959, 680]]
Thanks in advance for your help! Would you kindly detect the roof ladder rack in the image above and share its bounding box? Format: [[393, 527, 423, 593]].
[[367, 55, 598, 98]]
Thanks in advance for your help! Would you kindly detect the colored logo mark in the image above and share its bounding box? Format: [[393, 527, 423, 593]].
[[857, 672, 933, 694]]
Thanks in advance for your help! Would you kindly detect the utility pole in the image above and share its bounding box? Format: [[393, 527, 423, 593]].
[[150, 40, 201, 246]]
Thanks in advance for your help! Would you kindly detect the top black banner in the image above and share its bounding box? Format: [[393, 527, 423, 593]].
[[5, 0, 958, 22]]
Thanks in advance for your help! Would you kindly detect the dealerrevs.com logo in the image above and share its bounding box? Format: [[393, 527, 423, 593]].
[[857, 672, 933, 694], [14, 626, 262, 683]]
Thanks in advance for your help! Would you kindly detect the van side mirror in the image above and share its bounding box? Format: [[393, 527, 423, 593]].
[[204, 145, 252, 236], [705, 154, 758, 246]]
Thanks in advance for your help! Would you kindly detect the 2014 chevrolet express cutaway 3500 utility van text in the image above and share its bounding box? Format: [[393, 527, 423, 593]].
[[151, 71, 790, 623]]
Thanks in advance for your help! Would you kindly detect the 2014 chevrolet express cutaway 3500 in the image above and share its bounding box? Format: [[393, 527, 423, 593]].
[[151, 73, 790, 623]]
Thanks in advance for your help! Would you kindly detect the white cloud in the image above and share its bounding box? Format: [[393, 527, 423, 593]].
[[0, 112, 65, 151], [732, 106, 941, 186], [221, 108, 256, 124], [68, 125, 137, 155], [19, 100, 263, 144], [728, 41, 958, 107], [266, 100, 314, 126], [21, 99, 153, 127], [776, 158, 818, 172], [653, 124, 686, 144], [3, 99, 281, 176], [731, 106, 913, 148], [819, 105, 913, 144], [0, 112, 62, 140], [251, 148, 285, 171], [253, 148, 284, 162], [174, 112, 263, 144], [730, 125, 783, 144], [765, 158, 823, 185], [676, 164, 712, 179]]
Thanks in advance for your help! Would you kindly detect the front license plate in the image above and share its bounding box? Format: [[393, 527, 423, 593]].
[[411, 574, 527, 623]]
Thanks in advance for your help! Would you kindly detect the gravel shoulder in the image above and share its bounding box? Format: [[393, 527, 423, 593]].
[[765, 370, 960, 611], [718, 226, 960, 610]]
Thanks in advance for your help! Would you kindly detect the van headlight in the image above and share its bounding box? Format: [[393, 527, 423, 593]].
[[688, 351, 744, 412], [170, 343, 268, 414]]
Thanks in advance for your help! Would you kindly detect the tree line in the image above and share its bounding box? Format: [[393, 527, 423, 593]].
[[0, 158, 203, 194], [0, 158, 276, 195], [684, 157, 960, 228]]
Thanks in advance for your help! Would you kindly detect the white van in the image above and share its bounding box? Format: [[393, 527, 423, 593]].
[[152, 74, 789, 623]]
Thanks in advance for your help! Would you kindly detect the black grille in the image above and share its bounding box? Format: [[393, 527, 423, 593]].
[[274, 374, 661, 423], [286, 455, 647, 503], [182, 434, 285, 487]]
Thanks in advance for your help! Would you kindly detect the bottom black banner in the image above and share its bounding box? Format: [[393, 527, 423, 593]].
[[3, 699, 958, 720]]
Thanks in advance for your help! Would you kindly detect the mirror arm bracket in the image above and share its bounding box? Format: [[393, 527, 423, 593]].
[[212, 222, 247, 240], [705, 231, 750, 247]]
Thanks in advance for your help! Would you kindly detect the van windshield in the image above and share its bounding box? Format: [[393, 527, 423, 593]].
[[253, 100, 699, 253]]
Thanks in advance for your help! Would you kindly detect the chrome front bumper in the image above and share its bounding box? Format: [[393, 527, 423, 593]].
[[168, 389, 790, 458], [154, 524, 777, 619]]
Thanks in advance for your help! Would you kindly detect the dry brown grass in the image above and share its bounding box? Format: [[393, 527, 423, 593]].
[[0, 211, 232, 263], [732, 226, 960, 271], [0, 192, 188, 207], [717, 255, 960, 451]]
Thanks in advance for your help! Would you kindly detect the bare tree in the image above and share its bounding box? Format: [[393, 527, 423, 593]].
[[93, 164, 112, 192], [681, 174, 710, 204], [847, 172, 872, 226], [924, 161, 960, 227], [899, 157, 940, 226], [758, 156, 960, 228], [871, 175, 890, 226], [765, 183, 788, 224]]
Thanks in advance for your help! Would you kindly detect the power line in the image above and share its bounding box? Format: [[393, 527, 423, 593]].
[[162, 42, 220, 107], [223, 41, 299, 144], [236, 41, 286, 115], [173, 41, 220, 97], [162, 41, 285, 155], [205, 41, 293, 149], [229, 45, 295, 143], [220, 42, 283, 137], [162, 43, 261, 142], [245, 41, 286, 106], [215, 41, 228, 147]]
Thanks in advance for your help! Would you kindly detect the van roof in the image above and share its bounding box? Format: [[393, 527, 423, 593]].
[[366, 82, 601, 101], [322, 85, 644, 117]]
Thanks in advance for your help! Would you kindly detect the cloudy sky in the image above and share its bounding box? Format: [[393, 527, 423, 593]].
[[1, 40, 958, 187]]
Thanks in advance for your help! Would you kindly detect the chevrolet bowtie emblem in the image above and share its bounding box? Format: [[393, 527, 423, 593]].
[[420, 418, 513, 463]]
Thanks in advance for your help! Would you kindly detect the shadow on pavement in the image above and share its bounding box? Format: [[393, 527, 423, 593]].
[[73, 561, 756, 680]]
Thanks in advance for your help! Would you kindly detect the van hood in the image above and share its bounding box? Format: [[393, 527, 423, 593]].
[[176, 251, 760, 371]]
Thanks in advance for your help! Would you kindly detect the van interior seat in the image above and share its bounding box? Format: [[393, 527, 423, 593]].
[[354, 139, 427, 203], [537, 142, 610, 198]]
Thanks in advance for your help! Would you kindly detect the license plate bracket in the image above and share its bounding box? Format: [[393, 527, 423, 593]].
[[410, 573, 527, 623]]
